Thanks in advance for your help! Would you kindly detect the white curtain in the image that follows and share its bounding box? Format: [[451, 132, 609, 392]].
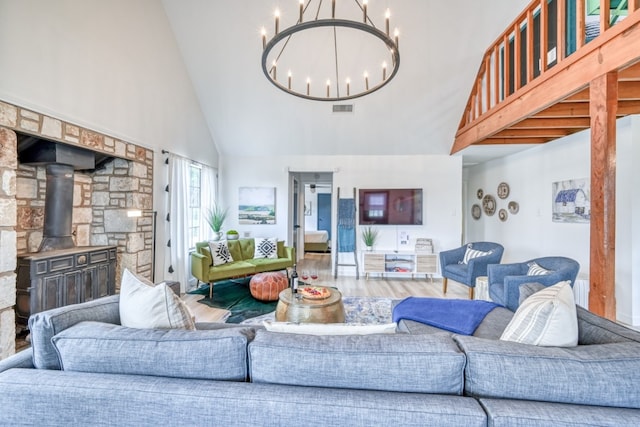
[[165, 154, 190, 293], [200, 164, 218, 241]]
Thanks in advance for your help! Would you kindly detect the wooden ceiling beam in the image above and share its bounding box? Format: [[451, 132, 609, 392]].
[[479, 137, 550, 145], [619, 60, 640, 80], [533, 102, 590, 117], [511, 117, 591, 128], [616, 99, 640, 114], [617, 81, 640, 100], [492, 128, 573, 138]]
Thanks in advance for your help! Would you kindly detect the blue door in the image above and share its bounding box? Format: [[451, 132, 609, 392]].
[[317, 193, 332, 242]]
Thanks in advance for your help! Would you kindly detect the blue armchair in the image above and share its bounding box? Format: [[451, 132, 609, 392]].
[[487, 256, 580, 311], [439, 242, 504, 299]]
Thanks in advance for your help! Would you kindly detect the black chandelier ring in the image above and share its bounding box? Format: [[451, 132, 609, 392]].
[[261, 18, 400, 102]]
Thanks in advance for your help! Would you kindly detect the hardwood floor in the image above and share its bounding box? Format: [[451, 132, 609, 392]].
[[184, 252, 468, 323]]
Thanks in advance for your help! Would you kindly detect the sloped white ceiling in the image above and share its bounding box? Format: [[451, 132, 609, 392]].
[[162, 0, 530, 160]]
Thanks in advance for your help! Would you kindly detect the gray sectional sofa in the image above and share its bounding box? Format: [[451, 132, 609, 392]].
[[1, 295, 640, 426]]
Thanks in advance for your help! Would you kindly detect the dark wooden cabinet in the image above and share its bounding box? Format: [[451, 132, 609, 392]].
[[16, 246, 117, 327]]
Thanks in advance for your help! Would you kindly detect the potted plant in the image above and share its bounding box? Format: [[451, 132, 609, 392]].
[[205, 204, 228, 241], [361, 226, 379, 251], [226, 229, 239, 240]]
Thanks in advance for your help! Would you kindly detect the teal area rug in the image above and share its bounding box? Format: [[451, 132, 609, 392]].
[[189, 278, 278, 324], [240, 296, 396, 325]]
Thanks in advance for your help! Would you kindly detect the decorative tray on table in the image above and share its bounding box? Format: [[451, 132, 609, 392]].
[[299, 286, 331, 300]]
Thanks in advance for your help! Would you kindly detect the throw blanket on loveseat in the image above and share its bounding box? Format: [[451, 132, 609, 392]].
[[392, 297, 500, 335]]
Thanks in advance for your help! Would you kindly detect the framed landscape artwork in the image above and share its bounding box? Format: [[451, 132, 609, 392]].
[[239, 187, 276, 224]]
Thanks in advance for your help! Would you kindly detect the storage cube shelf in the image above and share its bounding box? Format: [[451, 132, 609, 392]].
[[363, 251, 438, 281]]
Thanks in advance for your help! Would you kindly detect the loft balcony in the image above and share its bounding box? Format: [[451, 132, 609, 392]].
[[452, 0, 640, 153]]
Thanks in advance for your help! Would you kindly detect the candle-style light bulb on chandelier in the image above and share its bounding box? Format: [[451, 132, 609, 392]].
[[261, 0, 400, 102]]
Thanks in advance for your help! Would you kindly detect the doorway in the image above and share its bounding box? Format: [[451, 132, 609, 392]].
[[288, 171, 334, 262]]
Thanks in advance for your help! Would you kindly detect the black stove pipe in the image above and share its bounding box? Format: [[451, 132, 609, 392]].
[[38, 163, 75, 252]]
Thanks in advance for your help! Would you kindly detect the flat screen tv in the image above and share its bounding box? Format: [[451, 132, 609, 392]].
[[358, 188, 423, 225]]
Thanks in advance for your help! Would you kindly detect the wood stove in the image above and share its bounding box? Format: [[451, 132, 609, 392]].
[[15, 137, 117, 328]]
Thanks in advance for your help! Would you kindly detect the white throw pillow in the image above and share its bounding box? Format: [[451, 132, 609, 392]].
[[119, 269, 195, 330], [527, 261, 551, 276], [254, 237, 278, 259], [208, 240, 234, 266], [500, 280, 578, 347], [263, 321, 397, 335], [462, 244, 492, 264]]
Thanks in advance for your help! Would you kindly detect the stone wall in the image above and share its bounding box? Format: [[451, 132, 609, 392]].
[[0, 128, 17, 360], [0, 100, 154, 360]]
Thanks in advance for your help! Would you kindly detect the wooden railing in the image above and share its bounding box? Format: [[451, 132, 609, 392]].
[[457, 0, 639, 131]]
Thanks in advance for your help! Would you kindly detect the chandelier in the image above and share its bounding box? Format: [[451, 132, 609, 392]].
[[261, 0, 400, 102]]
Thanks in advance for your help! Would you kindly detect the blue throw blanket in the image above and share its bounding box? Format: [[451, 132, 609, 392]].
[[392, 297, 500, 335]]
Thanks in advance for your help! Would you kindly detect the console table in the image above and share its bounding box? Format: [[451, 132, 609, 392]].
[[363, 250, 438, 281]]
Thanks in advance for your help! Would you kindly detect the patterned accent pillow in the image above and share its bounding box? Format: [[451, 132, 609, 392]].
[[527, 261, 551, 276], [500, 281, 577, 347], [254, 237, 278, 259], [208, 240, 234, 266], [461, 244, 492, 264]]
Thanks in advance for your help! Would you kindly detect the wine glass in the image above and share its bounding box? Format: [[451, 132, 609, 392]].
[[310, 268, 319, 283], [300, 269, 309, 284]]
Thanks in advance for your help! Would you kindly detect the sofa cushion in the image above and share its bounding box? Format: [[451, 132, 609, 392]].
[[500, 281, 577, 347], [228, 238, 256, 261], [455, 334, 640, 409], [52, 321, 253, 381], [119, 268, 195, 330], [577, 305, 640, 345], [253, 237, 278, 259], [28, 295, 121, 370], [246, 257, 292, 273], [249, 330, 465, 394], [263, 321, 397, 335], [208, 261, 257, 281], [0, 370, 488, 427], [480, 398, 640, 427], [209, 240, 234, 265]]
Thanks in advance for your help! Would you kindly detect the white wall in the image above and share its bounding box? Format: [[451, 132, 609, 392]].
[[466, 116, 640, 326], [219, 155, 463, 275], [0, 0, 218, 281]]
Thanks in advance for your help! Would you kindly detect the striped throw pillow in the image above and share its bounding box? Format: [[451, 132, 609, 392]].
[[500, 281, 577, 347], [527, 261, 551, 276], [461, 244, 492, 264]]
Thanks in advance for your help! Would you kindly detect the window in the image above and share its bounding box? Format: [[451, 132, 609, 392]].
[[188, 164, 202, 249]]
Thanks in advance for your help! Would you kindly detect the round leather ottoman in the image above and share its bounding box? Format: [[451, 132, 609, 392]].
[[250, 272, 289, 301]]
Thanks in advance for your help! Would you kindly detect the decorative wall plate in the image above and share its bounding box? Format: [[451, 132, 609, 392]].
[[476, 189, 484, 199], [508, 201, 519, 214], [471, 204, 481, 220], [497, 182, 510, 199], [482, 194, 496, 216], [498, 209, 508, 222]]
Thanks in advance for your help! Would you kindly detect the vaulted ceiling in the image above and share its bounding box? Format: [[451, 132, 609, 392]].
[[161, 0, 531, 164]]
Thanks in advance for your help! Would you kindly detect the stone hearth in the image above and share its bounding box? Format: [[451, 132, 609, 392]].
[[0, 100, 155, 360]]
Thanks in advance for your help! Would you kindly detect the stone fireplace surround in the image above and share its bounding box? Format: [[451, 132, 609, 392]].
[[0, 100, 154, 360]]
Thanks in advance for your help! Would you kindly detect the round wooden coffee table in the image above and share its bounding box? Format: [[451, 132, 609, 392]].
[[275, 287, 345, 323]]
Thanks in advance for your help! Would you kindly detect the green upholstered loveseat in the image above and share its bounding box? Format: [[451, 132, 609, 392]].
[[191, 238, 295, 298]]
